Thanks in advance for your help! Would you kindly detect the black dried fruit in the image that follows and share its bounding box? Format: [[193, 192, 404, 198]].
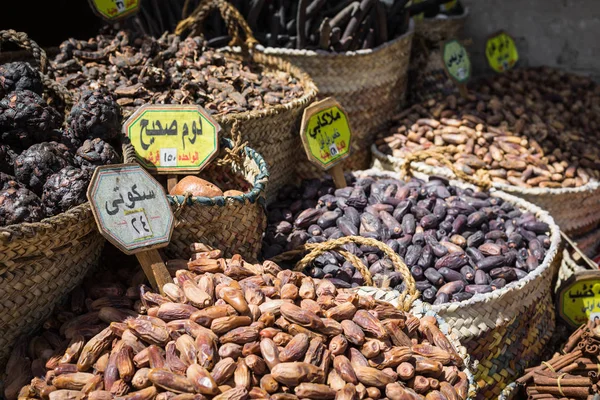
[[0, 90, 62, 148], [42, 166, 92, 216], [0, 186, 44, 226], [67, 88, 121, 142], [0, 144, 18, 174], [75, 138, 120, 169], [14, 142, 74, 195], [0, 172, 24, 190], [0, 62, 43, 96]]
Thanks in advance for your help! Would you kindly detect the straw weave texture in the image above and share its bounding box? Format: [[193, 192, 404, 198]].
[[260, 26, 414, 177]]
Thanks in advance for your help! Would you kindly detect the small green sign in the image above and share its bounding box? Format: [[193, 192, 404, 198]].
[[442, 39, 471, 84]]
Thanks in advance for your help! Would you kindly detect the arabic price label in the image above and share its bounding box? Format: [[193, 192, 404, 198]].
[[557, 270, 600, 328], [124, 104, 220, 174], [486, 31, 519, 73], [88, 0, 140, 21], [442, 39, 471, 84], [300, 97, 352, 170], [86, 164, 174, 255]]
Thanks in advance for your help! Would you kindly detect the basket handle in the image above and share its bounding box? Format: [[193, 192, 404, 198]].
[[175, 0, 258, 50], [0, 30, 73, 109], [401, 148, 493, 191], [273, 236, 419, 311]]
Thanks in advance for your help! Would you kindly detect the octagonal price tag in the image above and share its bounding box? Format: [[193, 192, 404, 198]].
[[300, 97, 352, 188], [88, 0, 140, 21], [558, 270, 600, 328], [486, 31, 519, 73], [124, 104, 220, 175], [442, 39, 471, 85]]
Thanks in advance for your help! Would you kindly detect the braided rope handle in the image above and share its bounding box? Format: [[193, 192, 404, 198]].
[[0, 30, 73, 109], [0, 30, 48, 73], [215, 119, 247, 168], [401, 148, 493, 191], [176, 0, 258, 49], [276, 236, 419, 311]]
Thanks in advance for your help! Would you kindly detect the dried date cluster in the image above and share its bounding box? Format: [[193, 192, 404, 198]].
[[262, 174, 551, 305], [51, 30, 305, 118], [9, 248, 469, 400], [377, 67, 600, 189], [0, 63, 122, 227]]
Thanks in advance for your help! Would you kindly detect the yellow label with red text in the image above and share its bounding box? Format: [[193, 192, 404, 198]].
[[89, 0, 140, 20], [486, 31, 519, 73], [124, 105, 220, 174], [300, 98, 352, 170], [558, 274, 600, 328]]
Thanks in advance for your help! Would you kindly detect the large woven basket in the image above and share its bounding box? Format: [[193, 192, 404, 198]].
[[257, 24, 414, 176], [352, 168, 562, 399], [176, 0, 318, 200], [0, 31, 105, 366], [372, 145, 600, 235], [407, 8, 469, 105], [124, 137, 268, 263]]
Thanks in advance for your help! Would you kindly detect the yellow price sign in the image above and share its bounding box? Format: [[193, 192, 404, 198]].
[[442, 39, 471, 84], [441, 0, 458, 12], [558, 271, 600, 328], [300, 97, 352, 170], [486, 31, 519, 73], [88, 0, 140, 21], [123, 104, 220, 174]]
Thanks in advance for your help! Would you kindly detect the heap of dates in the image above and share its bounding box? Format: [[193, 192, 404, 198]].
[[51, 30, 306, 118], [9, 248, 469, 400], [262, 174, 552, 305]]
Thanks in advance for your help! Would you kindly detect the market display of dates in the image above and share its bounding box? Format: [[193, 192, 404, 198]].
[[0, 61, 122, 226], [7, 250, 470, 400], [262, 174, 551, 305], [50, 30, 305, 118], [377, 67, 600, 189]]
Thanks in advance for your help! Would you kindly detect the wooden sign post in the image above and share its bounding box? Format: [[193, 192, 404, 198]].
[[441, 39, 472, 98], [123, 104, 221, 192], [299, 97, 353, 189], [88, 0, 140, 21], [87, 164, 174, 294], [485, 30, 519, 73]]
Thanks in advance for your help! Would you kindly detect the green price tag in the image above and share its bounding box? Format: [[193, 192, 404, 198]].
[[486, 31, 519, 73], [123, 104, 220, 175], [558, 270, 600, 328], [300, 97, 352, 170], [88, 0, 140, 21], [442, 39, 471, 84]]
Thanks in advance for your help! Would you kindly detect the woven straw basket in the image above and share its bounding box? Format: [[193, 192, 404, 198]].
[[351, 168, 562, 399], [256, 24, 414, 177], [176, 0, 318, 201], [124, 137, 268, 263], [407, 8, 469, 105], [0, 31, 105, 366], [371, 145, 600, 235]]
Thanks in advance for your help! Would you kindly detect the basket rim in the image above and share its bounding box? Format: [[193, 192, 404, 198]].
[[211, 50, 318, 123], [356, 168, 562, 312], [256, 20, 415, 59], [371, 142, 600, 196], [0, 201, 93, 245], [124, 137, 268, 206]]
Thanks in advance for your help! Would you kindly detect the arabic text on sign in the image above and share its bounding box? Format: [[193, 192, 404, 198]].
[[124, 209, 153, 241], [139, 118, 203, 151], [105, 184, 157, 216]]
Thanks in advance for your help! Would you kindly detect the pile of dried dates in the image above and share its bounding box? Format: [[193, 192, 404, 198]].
[[51, 30, 306, 118], [262, 174, 552, 305], [0, 60, 122, 227], [377, 67, 600, 189], [9, 247, 470, 400]]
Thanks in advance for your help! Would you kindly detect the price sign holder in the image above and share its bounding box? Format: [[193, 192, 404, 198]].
[[441, 39, 472, 98], [123, 104, 221, 192], [88, 0, 140, 21], [87, 164, 174, 294], [300, 97, 352, 189], [485, 30, 519, 73]]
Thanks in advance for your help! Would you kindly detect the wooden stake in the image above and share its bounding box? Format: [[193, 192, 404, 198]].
[[135, 250, 172, 295], [330, 164, 347, 189], [167, 175, 178, 193], [458, 83, 469, 99]]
